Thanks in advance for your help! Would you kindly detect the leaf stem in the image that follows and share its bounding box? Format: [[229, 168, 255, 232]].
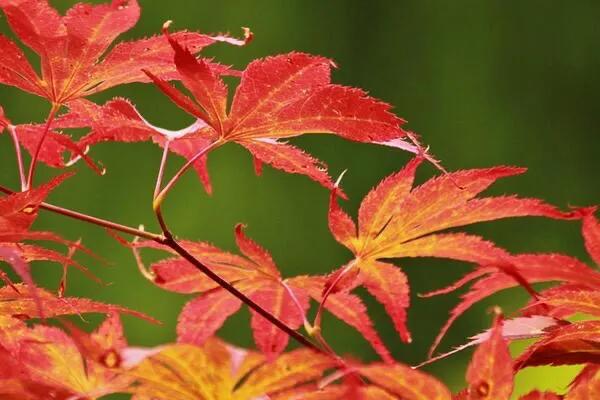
[[26, 104, 60, 189], [7, 124, 27, 191], [313, 260, 357, 330], [0, 184, 164, 242], [154, 141, 171, 199], [131, 233, 156, 282], [153, 138, 223, 208]]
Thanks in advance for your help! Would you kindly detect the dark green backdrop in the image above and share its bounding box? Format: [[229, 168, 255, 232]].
[[1, 1, 598, 398]]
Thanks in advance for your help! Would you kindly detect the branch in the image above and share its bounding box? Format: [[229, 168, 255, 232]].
[[153, 138, 223, 208], [150, 140, 324, 355], [0, 184, 164, 242]]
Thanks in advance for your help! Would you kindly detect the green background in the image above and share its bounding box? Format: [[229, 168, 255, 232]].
[[1, 0, 599, 397]]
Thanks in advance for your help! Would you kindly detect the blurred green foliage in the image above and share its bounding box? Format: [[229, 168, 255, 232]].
[[1, 1, 598, 398]]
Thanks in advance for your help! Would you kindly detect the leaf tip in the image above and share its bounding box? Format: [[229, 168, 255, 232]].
[[334, 169, 348, 189]]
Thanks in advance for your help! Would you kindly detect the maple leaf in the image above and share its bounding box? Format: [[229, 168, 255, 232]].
[[518, 392, 563, 400], [565, 364, 599, 399], [134, 28, 422, 192], [356, 363, 452, 400], [0, 313, 135, 399], [0, 175, 71, 291], [136, 224, 391, 361], [441, 314, 565, 400], [425, 210, 600, 356], [327, 156, 576, 344], [533, 289, 600, 318], [295, 359, 451, 400], [0, 105, 99, 174], [581, 207, 600, 266], [0, 284, 156, 323], [415, 315, 563, 368], [505, 210, 600, 370], [0, 174, 111, 317], [0, 106, 9, 129], [0, 174, 68, 232], [40, 97, 216, 192], [0, 0, 248, 105], [294, 385, 402, 400], [127, 338, 337, 400], [460, 314, 513, 400], [514, 320, 600, 368]]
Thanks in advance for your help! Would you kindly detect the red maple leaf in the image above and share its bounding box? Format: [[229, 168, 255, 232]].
[[0, 174, 101, 314], [425, 209, 600, 357], [0, 0, 247, 105], [34, 98, 216, 192], [135, 224, 391, 362], [137, 28, 420, 192], [18, 25, 422, 194], [0, 105, 99, 177]]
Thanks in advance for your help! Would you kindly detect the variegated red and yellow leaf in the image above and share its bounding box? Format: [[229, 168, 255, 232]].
[[327, 158, 576, 347], [128, 339, 335, 400], [1, 323, 131, 398], [232, 348, 337, 399], [360, 260, 411, 343]]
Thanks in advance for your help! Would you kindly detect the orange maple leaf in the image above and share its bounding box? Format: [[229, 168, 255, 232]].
[[327, 156, 576, 344]]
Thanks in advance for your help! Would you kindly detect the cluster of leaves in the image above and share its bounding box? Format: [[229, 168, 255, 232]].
[[0, 0, 598, 399]]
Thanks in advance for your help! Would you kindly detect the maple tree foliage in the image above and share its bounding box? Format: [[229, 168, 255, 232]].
[[0, 0, 598, 399], [424, 209, 600, 359], [139, 30, 420, 193], [0, 0, 247, 105], [0, 173, 95, 312], [30, 37, 420, 194], [326, 155, 577, 344], [135, 224, 392, 362]]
